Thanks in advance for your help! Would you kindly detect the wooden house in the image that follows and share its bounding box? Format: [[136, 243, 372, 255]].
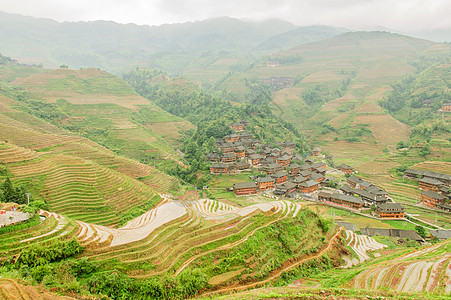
[[421, 190, 447, 208], [234, 145, 246, 158], [287, 163, 301, 176], [230, 122, 244, 132], [298, 180, 319, 193], [274, 181, 297, 196], [206, 152, 221, 163], [247, 154, 262, 166], [219, 142, 234, 153], [225, 134, 240, 143], [318, 190, 334, 202], [312, 147, 322, 156], [270, 171, 288, 184], [210, 163, 229, 175], [262, 163, 283, 174], [310, 172, 324, 183], [330, 192, 364, 209], [231, 161, 250, 171], [376, 203, 405, 219], [233, 182, 258, 196], [442, 102, 451, 112], [338, 163, 354, 174], [305, 158, 314, 164], [276, 155, 291, 167], [299, 170, 312, 178], [222, 152, 237, 163], [310, 161, 327, 171], [419, 177, 444, 192], [256, 177, 275, 190]]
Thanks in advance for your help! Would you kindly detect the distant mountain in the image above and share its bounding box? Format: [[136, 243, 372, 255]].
[[0, 11, 343, 75]]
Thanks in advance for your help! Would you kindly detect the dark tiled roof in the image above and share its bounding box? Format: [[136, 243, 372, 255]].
[[419, 177, 444, 185], [430, 230, 451, 239], [421, 190, 447, 200], [293, 176, 308, 183], [210, 163, 229, 169], [331, 192, 363, 205], [271, 171, 288, 178], [376, 202, 405, 213], [233, 182, 257, 189], [360, 228, 424, 241], [299, 180, 319, 188], [256, 177, 274, 183]]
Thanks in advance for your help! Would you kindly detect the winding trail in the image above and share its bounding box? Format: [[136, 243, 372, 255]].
[[199, 228, 343, 298]]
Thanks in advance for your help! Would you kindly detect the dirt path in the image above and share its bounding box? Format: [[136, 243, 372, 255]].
[[199, 229, 343, 297]]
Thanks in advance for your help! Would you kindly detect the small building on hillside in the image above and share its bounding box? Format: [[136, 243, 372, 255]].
[[225, 134, 240, 143], [366, 185, 389, 199], [305, 158, 314, 164], [338, 164, 354, 174], [276, 155, 292, 167], [375, 203, 405, 219], [222, 152, 237, 163], [262, 163, 283, 174], [234, 146, 246, 159], [442, 102, 451, 112], [312, 147, 322, 156], [360, 228, 424, 243], [310, 172, 325, 183], [437, 203, 451, 212], [430, 230, 451, 240], [299, 170, 312, 178], [419, 177, 444, 192], [210, 163, 229, 175], [219, 142, 234, 153], [271, 170, 288, 184], [293, 175, 309, 186], [421, 190, 447, 208], [318, 190, 334, 202], [230, 122, 244, 132], [206, 152, 221, 163], [256, 177, 275, 191], [298, 180, 319, 193], [330, 192, 364, 209], [287, 163, 301, 176], [231, 161, 250, 171], [311, 161, 327, 170], [247, 154, 262, 166], [274, 181, 297, 196], [233, 182, 258, 196]]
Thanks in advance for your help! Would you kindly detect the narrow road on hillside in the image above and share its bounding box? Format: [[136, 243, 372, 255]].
[[199, 228, 343, 298]]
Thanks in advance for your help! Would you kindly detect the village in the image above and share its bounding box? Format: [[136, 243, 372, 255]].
[[206, 120, 451, 241]]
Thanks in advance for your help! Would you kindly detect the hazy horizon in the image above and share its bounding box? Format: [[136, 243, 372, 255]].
[[0, 0, 450, 34]]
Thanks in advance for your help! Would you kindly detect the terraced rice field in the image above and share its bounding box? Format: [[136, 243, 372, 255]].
[[350, 241, 451, 294], [0, 143, 159, 226], [0, 278, 76, 300], [342, 230, 387, 267], [71, 198, 309, 281], [0, 210, 78, 258]]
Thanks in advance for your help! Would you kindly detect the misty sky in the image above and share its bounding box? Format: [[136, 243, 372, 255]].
[[0, 0, 450, 32]]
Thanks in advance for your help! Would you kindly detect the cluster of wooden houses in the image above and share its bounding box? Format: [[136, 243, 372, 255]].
[[318, 175, 405, 219], [231, 158, 328, 197], [404, 169, 451, 212]]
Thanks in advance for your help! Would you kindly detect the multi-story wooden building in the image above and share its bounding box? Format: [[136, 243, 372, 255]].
[[375, 203, 405, 219], [210, 163, 229, 175], [421, 190, 447, 208], [312, 147, 322, 156], [337, 163, 354, 174], [224, 134, 240, 143], [206, 152, 221, 163], [230, 122, 244, 132], [442, 102, 451, 112], [274, 181, 297, 196], [234, 145, 246, 158], [219, 142, 235, 153], [270, 171, 288, 184], [287, 163, 301, 176], [419, 177, 444, 192], [276, 155, 291, 167], [256, 177, 275, 190], [247, 154, 262, 166], [310, 172, 324, 183], [262, 163, 283, 174], [233, 182, 258, 196], [298, 179, 319, 193], [222, 152, 237, 163], [329, 192, 364, 209]]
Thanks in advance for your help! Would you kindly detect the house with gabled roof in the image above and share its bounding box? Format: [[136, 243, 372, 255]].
[[210, 163, 229, 175], [233, 182, 258, 196], [421, 190, 447, 208], [298, 179, 319, 193], [337, 163, 354, 174], [256, 177, 275, 190], [287, 163, 301, 176], [222, 152, 237, 163], [376, 203, 405, 219], [419, 177, 444, 192], [262, 163, 283, 174], [270, 170, 288, 184]]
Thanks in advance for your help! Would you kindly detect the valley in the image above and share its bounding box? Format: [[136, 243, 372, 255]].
[[0, 16, 450, 300]]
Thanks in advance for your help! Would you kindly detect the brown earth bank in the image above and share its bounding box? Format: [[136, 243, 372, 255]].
[[0, 278, 81, 300]]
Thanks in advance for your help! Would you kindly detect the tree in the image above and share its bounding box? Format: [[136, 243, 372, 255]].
[[415, 225, 427, 238]]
